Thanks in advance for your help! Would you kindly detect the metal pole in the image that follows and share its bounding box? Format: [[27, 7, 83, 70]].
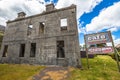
[[109, 31, 120, 72], [86, 48, 89, 69], [84, 35, 89, 69]]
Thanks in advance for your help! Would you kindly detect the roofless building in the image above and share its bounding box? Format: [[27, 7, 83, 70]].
[[0, 3, 81, 67]]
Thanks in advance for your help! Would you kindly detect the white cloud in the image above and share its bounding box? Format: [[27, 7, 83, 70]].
[[0, 17, 7, 26], [0, 0, 102, 26], [112, 35, 120, 46], [78, 26, 86, 34], [114, 38, 120, 46], [80, 43, 85, 47], [55, 0, 102, 35], [60, 18, 67, 27], [0, 0, 45, 26], [107, 27, 118, 32], [112, 35, 116, 40], [56, 0, 102, 19], [86, 2, 120, 32]]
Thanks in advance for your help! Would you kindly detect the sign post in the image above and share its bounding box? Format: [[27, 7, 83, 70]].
[[84, 36, 89, 69], [84, 31, 120, 72], [109, 31, 120, 72]]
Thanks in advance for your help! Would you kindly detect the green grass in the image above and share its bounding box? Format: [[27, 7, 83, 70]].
[[0, 64, 45, 80], [0, 56, 119, 80], [70, 55, 120, 80]]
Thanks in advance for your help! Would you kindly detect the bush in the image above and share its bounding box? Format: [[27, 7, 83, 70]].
[[109, 53, 120, 61]]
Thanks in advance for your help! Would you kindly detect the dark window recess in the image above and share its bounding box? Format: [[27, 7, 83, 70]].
[[0, 36, 3, 49], [39, 22, 45, 34], [61, 27, 67, 31], [27, 24, 33, 36], [2, 45, 8, 57], [57, 41, 65, 58], [30, 43, 36, 57], [19, 44, 25, 57]]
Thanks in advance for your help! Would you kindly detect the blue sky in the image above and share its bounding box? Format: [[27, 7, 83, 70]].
[[79, 0, 120, 46], [80, 0, 120, 26], [0, 0, 120, 46]]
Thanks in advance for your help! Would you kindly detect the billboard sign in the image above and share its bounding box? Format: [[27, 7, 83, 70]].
[[85, 31, 112, 45], [88, 46, 114, 54], [84, 31, 120, 72]]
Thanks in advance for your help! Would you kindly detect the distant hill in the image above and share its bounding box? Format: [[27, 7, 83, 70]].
[[0, 25, 5, 49], [0, 25, 5, 32]]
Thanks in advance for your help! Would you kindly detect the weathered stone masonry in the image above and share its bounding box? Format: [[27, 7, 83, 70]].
[[0, 4, 81, 67]]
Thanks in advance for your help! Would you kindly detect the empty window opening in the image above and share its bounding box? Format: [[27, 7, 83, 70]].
[[60, 18, 67, 30], [27, 24, 33, 36], [0, 36, 3, 49], [2, 45, 8, 57], [61, 18, 67, 26], [28, 24, 33, 29], [57, 41, 65, 58], [30, 43, 36, 57], [19, 44, 25, 57], [39, 22, 45, 34]]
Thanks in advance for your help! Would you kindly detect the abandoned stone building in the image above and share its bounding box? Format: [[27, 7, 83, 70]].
[[0, 3, 81, 67]]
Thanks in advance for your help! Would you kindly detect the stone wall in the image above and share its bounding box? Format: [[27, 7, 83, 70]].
[[0, 4, 81, 67]]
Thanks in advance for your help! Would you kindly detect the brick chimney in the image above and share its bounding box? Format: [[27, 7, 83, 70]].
[[17, 12, 26, 18], [46, 3, 55, 11]]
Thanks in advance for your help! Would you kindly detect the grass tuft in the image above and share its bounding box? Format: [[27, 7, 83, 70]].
[[0, 64, 45, 80], [69, 55, 120, 80]]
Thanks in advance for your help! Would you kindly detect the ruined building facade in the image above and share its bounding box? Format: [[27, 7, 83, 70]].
[[0, 4, 81, 67]]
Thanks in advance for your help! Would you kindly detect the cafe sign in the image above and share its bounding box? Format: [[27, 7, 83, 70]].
[[84, 31, 120, 72], [85, 31, 112, 45], [84, 31, 114, 54]]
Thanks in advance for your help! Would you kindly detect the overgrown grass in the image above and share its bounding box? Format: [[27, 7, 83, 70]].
[[70, 55, 120, 80], [0, 56, 119, 80], [0, 64, 45, 80]]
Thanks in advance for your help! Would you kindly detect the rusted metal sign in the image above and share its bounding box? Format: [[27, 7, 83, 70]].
[[88, 46, 114, 54], [84, 31, 120, 72], [85, 31, 112, 45]]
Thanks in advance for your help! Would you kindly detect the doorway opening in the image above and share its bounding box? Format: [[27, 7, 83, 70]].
[[2, 45, 8, 57], [19, 44, 25, 57], [30, 43, 36, 57], [57, 41, 65, 58]]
